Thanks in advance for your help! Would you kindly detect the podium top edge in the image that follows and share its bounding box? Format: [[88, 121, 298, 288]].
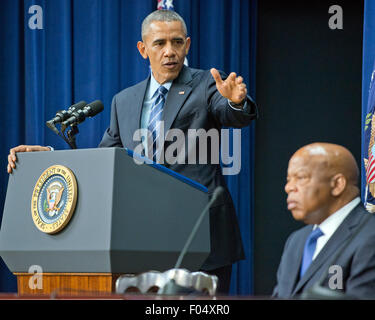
[[124, 148, 208, 194], [24, 147, 208, 194]]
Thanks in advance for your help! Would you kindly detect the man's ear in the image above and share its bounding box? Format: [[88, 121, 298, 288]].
[[137, 41, 148, 59], [331, 173, 347, 196], [185, 37, 191, 55]]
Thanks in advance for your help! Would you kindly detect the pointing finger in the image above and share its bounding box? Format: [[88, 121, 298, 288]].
[[210, 68, 223, 85]]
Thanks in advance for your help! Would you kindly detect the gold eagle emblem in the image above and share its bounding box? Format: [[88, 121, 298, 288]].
[[46, 182, 65, 215], [31, 165, 77, 234]]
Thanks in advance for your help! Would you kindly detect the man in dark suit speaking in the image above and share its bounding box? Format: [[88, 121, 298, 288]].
[[273, 143, 375, 299], [7, 10, 257, 293]]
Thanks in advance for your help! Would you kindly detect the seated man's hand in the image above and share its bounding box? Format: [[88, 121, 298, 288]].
[[7, 145, 50, 174]]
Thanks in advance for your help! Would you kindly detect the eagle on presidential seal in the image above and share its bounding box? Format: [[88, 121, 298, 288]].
[[44, 181, 65, 217]]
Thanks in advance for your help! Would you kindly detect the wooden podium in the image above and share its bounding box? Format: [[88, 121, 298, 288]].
[[15, 273, 119, 295], [0, 148, 210, 296]]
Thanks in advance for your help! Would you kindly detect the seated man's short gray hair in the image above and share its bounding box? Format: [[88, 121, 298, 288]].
[[141, 10, 188, 39]]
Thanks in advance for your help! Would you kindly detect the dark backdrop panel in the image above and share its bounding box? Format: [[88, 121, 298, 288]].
[[254, 0, 363, 295]]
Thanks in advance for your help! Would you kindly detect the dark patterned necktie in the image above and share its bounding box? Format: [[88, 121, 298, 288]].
[[147, 85, 168, 162]]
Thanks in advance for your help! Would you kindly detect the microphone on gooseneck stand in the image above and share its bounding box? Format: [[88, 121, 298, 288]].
[[299, 212, 373, 300], [46, 101, 87, 135], [45, 100, 104, 149], [61, 100, 104, 131], [157, 186, 224, 295]]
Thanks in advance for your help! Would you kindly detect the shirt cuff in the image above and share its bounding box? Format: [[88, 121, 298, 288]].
[[227, 99, 250, 113], [47, 146, 54, 151]]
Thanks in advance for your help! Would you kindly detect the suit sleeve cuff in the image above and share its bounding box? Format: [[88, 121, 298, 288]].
[[228, 99, 251, 114]]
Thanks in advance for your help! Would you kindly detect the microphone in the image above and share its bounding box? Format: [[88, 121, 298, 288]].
[[46, 101, 87, 134], [61, 100, 104, 130], [157, 186, 224, 295], [299, 212, 373, 300]]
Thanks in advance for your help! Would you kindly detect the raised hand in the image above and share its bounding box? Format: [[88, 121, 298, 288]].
[[7, 145, 50, 173], [210, 68, 247, 105]]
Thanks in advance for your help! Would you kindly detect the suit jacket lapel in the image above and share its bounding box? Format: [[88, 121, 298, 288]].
[[287, 226, 313, 295], [127, 76, 149, 150], [292, 204, 363, 295], [162, 66, 193, 135], [126, 67, 192, 149]]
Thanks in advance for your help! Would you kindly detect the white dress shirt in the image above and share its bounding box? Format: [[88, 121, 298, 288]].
[[312, 197, 361, 260]]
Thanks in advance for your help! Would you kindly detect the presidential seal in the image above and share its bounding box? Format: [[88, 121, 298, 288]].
[[31, 165, 78, 234]]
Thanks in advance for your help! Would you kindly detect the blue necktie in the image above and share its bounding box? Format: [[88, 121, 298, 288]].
[[147, 86, 168, 162], [300, 227, 324, 278]]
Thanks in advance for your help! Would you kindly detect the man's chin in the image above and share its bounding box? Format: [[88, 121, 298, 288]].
[[151, 66, 182, 84], [163, 65, 183, 79], [291, 209, 306, 222]]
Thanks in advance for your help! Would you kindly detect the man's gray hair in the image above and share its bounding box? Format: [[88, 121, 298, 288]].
[[141, 10, 187, 39]]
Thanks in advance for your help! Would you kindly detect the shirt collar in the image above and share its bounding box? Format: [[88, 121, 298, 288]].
[[149, 71, 172, 99], [315, 197, 361, 237]]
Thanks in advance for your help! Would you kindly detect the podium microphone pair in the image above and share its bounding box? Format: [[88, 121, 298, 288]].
[[46, 100, 104, 134]]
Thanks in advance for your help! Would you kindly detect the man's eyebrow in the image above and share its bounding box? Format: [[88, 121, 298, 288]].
[[152, 37, 184, 44], [152, 38, 165, 44]]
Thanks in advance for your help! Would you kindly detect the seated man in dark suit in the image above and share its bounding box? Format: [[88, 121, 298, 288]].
[[273, 142, 375, 299]]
